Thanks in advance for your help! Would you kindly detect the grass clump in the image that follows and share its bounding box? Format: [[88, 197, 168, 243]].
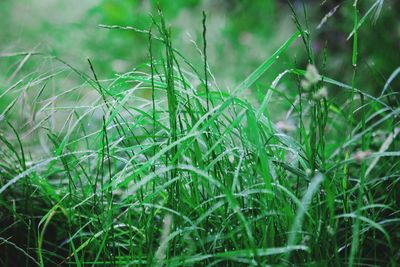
[[1, 4, 400, 267]]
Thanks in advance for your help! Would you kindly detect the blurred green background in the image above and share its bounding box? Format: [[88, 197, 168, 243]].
[[1, 0, 399, 108]]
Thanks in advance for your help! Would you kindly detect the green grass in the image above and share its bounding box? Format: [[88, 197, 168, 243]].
[[1, 2, 400, 266]]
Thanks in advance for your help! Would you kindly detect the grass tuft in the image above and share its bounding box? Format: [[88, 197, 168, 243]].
[[1, 3, 399, 266]]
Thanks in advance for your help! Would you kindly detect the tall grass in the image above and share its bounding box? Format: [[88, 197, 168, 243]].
[[1, 3, 399, 266]]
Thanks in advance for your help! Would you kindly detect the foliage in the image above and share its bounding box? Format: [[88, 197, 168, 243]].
[[0, 1, 399, 266]]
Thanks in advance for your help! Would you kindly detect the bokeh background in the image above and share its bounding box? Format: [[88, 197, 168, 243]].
[[1, 0, 399, 110]]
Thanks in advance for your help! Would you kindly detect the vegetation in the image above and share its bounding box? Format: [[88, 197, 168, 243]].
[[0, 1, 399, 266]]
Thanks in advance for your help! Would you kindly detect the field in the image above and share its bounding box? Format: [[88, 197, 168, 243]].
[[0, 1, 399, 266]]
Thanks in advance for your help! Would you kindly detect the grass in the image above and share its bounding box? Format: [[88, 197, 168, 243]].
[[1, 2, 400, 266]]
